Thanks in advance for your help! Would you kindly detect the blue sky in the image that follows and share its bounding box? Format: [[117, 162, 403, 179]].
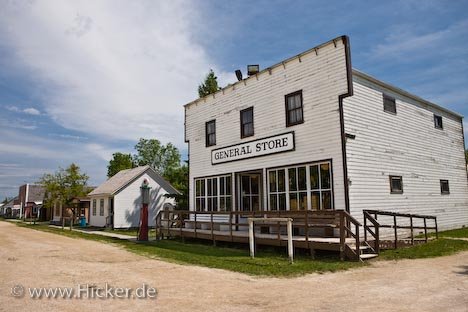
[[1, 0, 467, 199]]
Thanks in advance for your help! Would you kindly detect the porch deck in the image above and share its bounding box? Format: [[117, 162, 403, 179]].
[[156, 210, 370, 260]]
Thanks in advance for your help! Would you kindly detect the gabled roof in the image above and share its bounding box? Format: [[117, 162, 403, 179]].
[[27, 185, 45, 203], [88, 165, 179, 196]]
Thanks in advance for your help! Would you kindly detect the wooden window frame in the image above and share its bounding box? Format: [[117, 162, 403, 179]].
[[383, 94, 397, 114], [267, 161, 333, 211], [205, 120, 216, 147], [434, 115, 443, 130], [440, 179, 450, 195], [194, 175, 232, 212], [240, 107, 254, 138], [285, 90, 304, 127], [389, 175, 403, 194]]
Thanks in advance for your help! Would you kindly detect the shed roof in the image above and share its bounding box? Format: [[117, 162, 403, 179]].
[[88, 166, 179, 196]]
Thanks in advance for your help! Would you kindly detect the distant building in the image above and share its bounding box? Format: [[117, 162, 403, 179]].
[[18, 184, 45, 220], [88, 166, 179, 228], [3, 197, 20, 218]]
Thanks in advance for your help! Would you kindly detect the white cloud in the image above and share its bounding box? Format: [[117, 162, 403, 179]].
[[370, 19, 468, 60], [5, 105, 41, 116], [23, 108, 41, 115], [0, 1, 234, 147]]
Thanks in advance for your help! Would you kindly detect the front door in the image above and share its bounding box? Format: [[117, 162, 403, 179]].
[[240, 173, 262, 211]]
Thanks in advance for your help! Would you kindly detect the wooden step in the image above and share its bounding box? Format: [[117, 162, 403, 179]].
[[360, 253, 379, 260]]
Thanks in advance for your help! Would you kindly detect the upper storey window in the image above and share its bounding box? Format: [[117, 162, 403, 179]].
[[285, 90, 304, 127], [240, 107, 254, 138], [206, 120, 216, 147], [383, 94, 396, 114], [434, 115, 443, 129]]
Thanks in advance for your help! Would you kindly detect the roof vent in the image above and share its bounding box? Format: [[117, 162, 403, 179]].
[[247, 65, 259, 76]]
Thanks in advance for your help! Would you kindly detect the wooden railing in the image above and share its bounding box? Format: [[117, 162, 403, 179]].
[[363, 209, 438, 250], [154, 209, 364, 260]]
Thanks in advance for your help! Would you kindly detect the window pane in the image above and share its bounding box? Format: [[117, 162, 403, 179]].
[[322, 191, 332, 209], [220, 197, 225, 211], [270, 194, 277, 211], [299, 192, 307, 210], [242, 176, 250, 194], [242, 196, 250, 211], [220, 177, 225, 196], [277, 169, 285, 192], [252, 196, 260, 211], [310, 165, 319, 189], [311, 192, 320, 210], [225, 197, 232, 211], [212, 198, 218, 211], [207, 179, 212, 196], [208, 199, 212, 211], [298, 167, 307, 190], [295, 108, 303, 123], [251, 176, 259, 194], [289, 168, 297, 191], [269, 171, 277, 192], [226, 177, 232, 195], [391, 177, 402, 192], [200, 198, 205, 211], [213, 178, 217, 196], [278, 194, 286, 210], [289, 194, 298, 211], [200, 180, 205, 195], [320, 163, 331, 189]]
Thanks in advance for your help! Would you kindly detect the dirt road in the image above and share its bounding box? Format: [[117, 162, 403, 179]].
[[0, 221, 467, 312]]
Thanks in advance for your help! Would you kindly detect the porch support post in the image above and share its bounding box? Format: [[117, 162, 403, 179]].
[[249, 219, 255, 258], [287, 218, 293, 263]]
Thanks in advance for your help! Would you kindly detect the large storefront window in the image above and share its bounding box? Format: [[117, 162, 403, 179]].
[[195, 175, 232, 212], [268, 161, 333, 211]]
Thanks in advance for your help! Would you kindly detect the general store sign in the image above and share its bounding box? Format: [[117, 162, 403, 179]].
[[212, 132, 295, 164]]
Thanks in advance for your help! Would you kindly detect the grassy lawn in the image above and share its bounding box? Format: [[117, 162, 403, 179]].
[[10, 222, 362, 277], [416, 227, 468, 239], [104, 228, 139, 237], [379, 238, 468, 260]]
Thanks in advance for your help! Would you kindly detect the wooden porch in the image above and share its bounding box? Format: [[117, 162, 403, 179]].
[[155, 210, 376, 261]]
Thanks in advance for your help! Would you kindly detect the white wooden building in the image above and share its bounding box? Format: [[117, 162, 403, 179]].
[[184, 35, 468, 232], [88, 166, 178, 228]]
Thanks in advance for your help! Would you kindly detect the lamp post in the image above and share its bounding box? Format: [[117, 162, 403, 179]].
[[138, 179, 151, 241]]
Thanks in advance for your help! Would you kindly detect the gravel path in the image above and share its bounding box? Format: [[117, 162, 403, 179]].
[[0, 221, 467, 312]]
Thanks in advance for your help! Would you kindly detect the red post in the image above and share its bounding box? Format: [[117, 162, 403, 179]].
[[138, 179, 151, 241], [138, 203, 149, 241]]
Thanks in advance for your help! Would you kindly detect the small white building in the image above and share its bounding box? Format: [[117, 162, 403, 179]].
[[184, 35, 468, 233], [88, 166, 178, 228]]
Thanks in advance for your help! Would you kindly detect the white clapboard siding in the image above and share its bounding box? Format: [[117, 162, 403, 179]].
[[88, 196, 109, 227], [113, 172, 175, 228], [344, 73, 468, 235], [185, 37, 349, 211]]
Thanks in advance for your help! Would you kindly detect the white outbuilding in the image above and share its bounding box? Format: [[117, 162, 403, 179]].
[[88, 165, 178, 228]]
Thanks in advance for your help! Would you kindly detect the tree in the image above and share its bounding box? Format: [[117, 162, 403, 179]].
[[133, 138, 181, 177], [39, 163, 89, 221], [198, 69, 220, 97], [465, 149, 468, 164], [2, 197, 8, 205], [164, 163, 189, 210], [107, 152, 134, 178]]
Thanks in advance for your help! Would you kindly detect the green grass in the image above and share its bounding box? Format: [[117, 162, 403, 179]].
[[10, 222, 362, 277], [416, 227, 468, 239], [379, 238, 468, 260], [104, 228, 139, 237]]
